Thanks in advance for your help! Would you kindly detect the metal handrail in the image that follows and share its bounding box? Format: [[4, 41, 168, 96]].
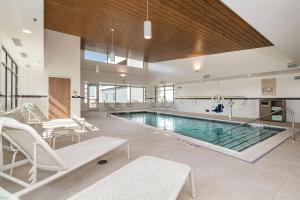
[[224, 108, 296, 142]]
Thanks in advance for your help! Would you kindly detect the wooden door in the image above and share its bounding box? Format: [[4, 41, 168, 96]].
[[49, 77, 71, 119]]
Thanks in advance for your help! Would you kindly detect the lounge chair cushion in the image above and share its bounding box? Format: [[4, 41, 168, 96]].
[[68, 156, 192, 200]]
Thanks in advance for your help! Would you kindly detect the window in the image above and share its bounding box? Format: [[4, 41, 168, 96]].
[[84, 83, 88, 103], [84, 50, 107, 62], [99, 85, 116, 103], [116, 85, 130, 103], [127, 58, 144, 68], [94, 83, 146, 103], [108, 56, 127, 65], [1, 46, 18, 111], [131, 86, 145, 102], [88, 85, 98, 108], [84, 50, 144, 69], [165, 85, 174, 102], [156, 86, 165, 103], [155, 84, 174, 103]]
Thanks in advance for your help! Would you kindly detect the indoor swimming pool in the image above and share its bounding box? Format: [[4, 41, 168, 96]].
[[114, 111, 285, 152]]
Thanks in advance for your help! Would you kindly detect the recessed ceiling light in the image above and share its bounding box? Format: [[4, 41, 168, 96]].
[[22, 29, 32, 34], [247, 74, 252, 77], [120, 73, 126, 77]]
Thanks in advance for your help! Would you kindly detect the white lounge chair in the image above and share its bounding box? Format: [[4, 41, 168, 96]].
[[21, 103, 97, 131], [68, 156, 195, 200], [20, 103, 99, 147], [0, 117, 129, 197]]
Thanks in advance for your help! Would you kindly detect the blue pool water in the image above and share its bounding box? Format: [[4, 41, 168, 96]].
[[115, 112, 285, 152]]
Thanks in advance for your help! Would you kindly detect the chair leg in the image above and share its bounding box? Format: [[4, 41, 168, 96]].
[[10, 150, 18, 176], [29, 143, 38, 184], [77, 134, 81, 143], [189, 170, 196, 198], [52, 137, 56, 149]]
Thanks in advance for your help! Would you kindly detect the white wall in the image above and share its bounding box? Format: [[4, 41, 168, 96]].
[[0, 0, 44, 69], [172, 73, 300, 122], [222, 0, 300, 64], [148, 47, 293, 84], [16, 29, 81, 117], [45, 29, 81, 117]]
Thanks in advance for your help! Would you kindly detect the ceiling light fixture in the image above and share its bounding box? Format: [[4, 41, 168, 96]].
[[194, 64, 201, 72], [120, 73, 126, 77], [110, 29, 115, 63], [247, 74, 252, 77], [96, 65, 100, 73], [144, 0, 152, 39], [22, 29, 32, 34]]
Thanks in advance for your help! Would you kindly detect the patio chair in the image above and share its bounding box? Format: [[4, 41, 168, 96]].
[[0, 117, 129, 197], [68, 156, 195, 200]]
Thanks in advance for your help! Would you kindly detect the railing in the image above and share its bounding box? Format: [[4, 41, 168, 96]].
[[224, 108, 296, 142]]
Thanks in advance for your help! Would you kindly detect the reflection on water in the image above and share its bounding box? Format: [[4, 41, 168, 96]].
[[116, 112, 283, 152]]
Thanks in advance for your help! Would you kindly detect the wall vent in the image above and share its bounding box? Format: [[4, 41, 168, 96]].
[[20, 52, 28, 58], [294, 76, 300, 80], [287, 62, 299, 68], [11, 37, 23, 47]]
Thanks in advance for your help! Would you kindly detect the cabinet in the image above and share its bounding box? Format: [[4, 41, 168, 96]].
[[259, 99, 286, 122]]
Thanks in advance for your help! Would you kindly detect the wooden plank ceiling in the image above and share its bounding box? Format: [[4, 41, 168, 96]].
[[45, 0, 272, 63]]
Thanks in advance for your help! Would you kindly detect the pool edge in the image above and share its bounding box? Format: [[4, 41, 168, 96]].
[[110, 110, 293, 163]]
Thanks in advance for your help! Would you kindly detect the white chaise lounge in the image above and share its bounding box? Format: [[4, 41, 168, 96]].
[[21, 103, 98, 131], [19, 103, 99, 148], [0, 117, 129, 197], [68, 156, 195, 200]]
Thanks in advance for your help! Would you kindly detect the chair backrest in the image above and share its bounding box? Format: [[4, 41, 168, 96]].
[[21, 103, 48, 122], [0, 117, 67, 171], [2, 108, 27, 123]]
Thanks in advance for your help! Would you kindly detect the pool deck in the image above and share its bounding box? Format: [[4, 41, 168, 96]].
[[1, 111, 300, 200]]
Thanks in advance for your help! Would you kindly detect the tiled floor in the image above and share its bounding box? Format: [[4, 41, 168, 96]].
[[1, 111, 300, 200]]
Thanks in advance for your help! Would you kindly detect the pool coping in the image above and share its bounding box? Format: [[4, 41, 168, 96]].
[[110, 110, 293, 163]]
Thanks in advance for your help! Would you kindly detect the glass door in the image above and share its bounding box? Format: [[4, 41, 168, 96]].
[[88, 84, 98, 110]]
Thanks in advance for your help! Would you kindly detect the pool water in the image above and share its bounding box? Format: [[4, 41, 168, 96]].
[[115, 112, 285, 152]]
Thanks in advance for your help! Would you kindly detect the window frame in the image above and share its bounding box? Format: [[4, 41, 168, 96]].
[[83, 50, 144, 69], [96, 83, 146, 103], [155, 83, 174, 103], [1, 46, 18, 111]]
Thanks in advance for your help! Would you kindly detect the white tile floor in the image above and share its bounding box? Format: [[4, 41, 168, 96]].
[[1, 111, 300, 200]]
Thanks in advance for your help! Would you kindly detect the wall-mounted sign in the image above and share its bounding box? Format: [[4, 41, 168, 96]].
[[261, 78, 276, 96]]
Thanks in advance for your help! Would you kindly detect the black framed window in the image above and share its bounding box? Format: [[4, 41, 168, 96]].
[[84, 50, 144, 69], [155, 83, 174, 103], [97, 83, 146, 103], [1, 46, 18, 111]]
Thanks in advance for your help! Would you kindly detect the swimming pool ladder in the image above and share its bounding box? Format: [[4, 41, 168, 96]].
[[224, 108, 296, 142]]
